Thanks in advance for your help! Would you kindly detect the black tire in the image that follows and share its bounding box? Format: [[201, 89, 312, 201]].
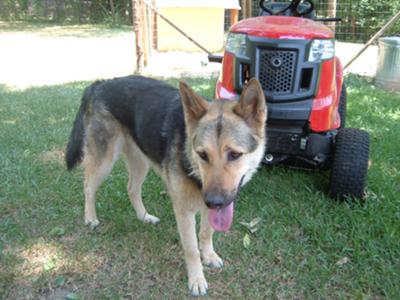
[[329, 128, 369, 199], [338, 83, 347, 128]]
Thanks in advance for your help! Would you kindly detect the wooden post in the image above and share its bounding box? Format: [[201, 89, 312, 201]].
[[327, 0, 337, 32], [230, 9, 239, 26], [242, 0, 252, 19], [132, 0, 150, 73], [151, 0, 157, 50], [140, 0, 150, 66], [133, 0, 144, 73]]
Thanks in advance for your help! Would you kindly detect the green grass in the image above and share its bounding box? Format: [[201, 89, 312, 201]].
[[0, 75, 399, 299]]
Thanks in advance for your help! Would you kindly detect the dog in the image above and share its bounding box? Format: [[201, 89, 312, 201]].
[[66, 75, 267, 296]]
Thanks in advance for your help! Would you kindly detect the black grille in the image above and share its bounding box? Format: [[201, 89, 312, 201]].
[[259, 49, 297, 94]]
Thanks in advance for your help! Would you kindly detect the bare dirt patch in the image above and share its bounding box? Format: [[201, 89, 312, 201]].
[[0, 24, 135, 88], [0, 23, 378, 90], [40, 149, 65, 165]]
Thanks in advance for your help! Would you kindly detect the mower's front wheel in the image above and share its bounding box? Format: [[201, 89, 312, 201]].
[[329, 128, 369, 199]]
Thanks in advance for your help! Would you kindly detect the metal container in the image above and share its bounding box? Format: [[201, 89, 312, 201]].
[[376, 37, 400, 91]]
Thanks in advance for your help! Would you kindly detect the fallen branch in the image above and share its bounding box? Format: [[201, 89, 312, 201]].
[[344, 10, 400, 70]]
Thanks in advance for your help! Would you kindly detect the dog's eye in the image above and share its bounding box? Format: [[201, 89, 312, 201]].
[[227, 151, 243, 161], [197, 151, 209, 162]]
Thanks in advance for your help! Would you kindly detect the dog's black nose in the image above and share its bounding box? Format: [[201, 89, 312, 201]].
[[204, 193, 225, 209]]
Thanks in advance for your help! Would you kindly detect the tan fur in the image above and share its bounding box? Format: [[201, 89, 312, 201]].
[[77, 78, 266, 296], [83, 122, 160, 228]]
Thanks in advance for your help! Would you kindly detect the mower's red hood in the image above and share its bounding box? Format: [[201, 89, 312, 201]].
[[231, 16, 333, 40]]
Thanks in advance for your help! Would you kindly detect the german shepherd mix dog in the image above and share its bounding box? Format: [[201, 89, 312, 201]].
[[66, 76, 266, 296]]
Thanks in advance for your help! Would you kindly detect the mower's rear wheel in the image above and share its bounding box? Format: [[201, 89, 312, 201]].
[[329, 128, 369, 199], [338, 83, 347, 128]]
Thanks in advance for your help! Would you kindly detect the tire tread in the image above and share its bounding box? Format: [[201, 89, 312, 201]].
[[329, 128, 369, 199]]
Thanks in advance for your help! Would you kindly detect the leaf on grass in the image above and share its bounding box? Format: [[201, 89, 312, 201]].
[[43, 260, 56, 272], [240, 217, 262, 231], [250, 227, 258, 234], [66, 293, 81, 300], [55, 276, 65, 286], [49, 227, 65, 237], [248, 217, 262, 228], [336, 257, 350, 266], [243, 233, 251, 249], [239, 221, 250, 228]]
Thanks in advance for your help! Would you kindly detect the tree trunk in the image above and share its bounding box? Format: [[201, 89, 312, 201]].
[[27, 0, 34, 16], [110, 0, 116, 24], [54, 0, 65, 22]]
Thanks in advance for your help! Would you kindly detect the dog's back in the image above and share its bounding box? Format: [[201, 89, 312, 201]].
[[66, 76, 186, 170]]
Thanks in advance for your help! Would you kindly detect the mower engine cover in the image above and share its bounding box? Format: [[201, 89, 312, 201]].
[[216, 16, 343, 134]]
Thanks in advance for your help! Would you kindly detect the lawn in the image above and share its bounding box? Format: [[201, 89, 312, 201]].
[[0, 75, 399, 299]]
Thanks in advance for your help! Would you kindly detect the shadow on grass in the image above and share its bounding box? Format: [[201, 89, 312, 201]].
[[345, 74, 400, 198], [1, 75, 399, 299]]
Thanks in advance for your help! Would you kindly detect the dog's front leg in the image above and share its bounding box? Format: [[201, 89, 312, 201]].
[[199, 206, 223, 268], [173, 204, 208, 296]]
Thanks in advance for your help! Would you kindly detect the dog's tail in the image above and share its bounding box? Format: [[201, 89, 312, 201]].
[[65, 83, 99, 170]]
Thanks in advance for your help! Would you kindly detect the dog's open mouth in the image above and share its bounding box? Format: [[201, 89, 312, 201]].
[[208, 202, 234, 232]]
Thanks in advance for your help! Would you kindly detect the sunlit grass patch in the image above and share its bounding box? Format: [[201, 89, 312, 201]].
[[0, 21, 131, 37]]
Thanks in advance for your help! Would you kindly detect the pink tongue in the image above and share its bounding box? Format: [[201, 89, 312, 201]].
[[208, 202, 234, 232]]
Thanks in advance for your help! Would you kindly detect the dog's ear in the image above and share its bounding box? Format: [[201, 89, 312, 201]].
[[179, 81, 210, 124], [234, 78, 267, 128]]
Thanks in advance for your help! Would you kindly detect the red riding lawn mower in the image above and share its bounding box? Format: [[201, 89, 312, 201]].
[[210, 0, 370, 199]]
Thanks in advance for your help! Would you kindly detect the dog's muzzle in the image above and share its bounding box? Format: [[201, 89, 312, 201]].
[[203, 175, 245, 209], [204, 193, 231, 209]]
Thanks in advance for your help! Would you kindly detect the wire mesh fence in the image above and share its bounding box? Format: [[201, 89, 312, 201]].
[[1, 1, 398, 43], [225, 1, 400, 43], [316, 1, 400, 42]]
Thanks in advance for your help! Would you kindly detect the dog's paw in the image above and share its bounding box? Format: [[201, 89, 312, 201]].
[[85, 218, 100, 230], [188, 276, 208, 296], [140, 213, 160, 225], [202, 251, 224, 268]]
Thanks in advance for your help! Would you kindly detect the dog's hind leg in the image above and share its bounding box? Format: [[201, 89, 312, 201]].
[[199, 206, 223, 268], [123, 138, 160, 224], [83, 129, 123, 229]]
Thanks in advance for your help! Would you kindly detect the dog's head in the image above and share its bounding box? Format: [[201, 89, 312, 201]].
[[179, 79, 267, 231]]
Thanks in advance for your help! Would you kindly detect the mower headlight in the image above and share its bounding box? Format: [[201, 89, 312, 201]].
[[225, 33, 247, 56], [308, 39, 335, 62]]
